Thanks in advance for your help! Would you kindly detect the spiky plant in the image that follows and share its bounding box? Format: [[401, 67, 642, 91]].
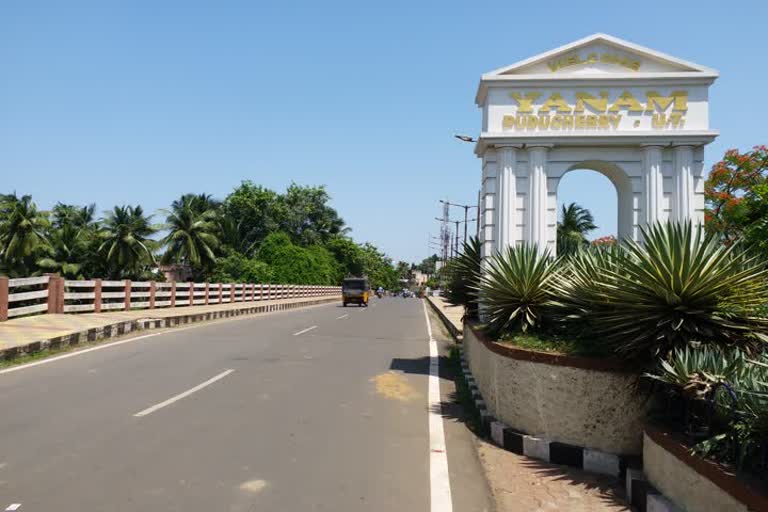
[[479, 244, 561, 335], [444, 237, 482, 319], [557, 222, 768, 362]]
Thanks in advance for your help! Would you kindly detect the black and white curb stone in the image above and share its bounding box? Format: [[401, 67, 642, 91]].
[[458, 346, 685, 512]]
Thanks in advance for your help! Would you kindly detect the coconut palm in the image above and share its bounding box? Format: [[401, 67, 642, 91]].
[[98, 205, 156, 279], [160, 195, 220, 277], [0, 193, 50, 276], [557, 203, 597, 256], [51, 203, 96, 230]]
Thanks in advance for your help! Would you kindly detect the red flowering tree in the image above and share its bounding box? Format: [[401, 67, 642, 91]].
[[590, 235, 617, 247], [704, 146, 768, 249]]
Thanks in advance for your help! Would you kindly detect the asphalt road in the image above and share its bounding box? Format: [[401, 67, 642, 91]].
[[0, 298, 491, 511]]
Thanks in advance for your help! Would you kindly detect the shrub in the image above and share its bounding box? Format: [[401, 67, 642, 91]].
[[444, 237, 481, 319], [555, 222, 768, 362], [479, 244, 561, 335], [646, 346, 768, 474], [210, 253, 273, 283]]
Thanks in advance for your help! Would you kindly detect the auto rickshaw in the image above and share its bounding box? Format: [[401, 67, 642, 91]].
[[342, 277, 370, 307]]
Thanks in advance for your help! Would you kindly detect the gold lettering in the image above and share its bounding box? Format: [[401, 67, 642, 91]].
[[539, 93, 572, 113], [551, 116, 561, 130], [575, 115, 586, 129], [502, 115, 515, 129], [652, 113, 667, 129], [646, 91, 688, 113], [598, 115, 610, 129], [526, 116, 538, 130], [610, 115, 621, 129], [574, 92, 609, 113], [511, 92, 542, 114], [586, 115, 597, 128], [608, 91, 644, 113], [538, 116, 551, 130], [561, 115, 574, 129]]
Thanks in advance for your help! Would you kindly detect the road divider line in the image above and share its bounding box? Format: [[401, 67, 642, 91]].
[[133, 369, 235, 417], [423, 300, 453, 512], [293, 325, 318, 336], [336, 314, 349, 320], [5, 504, 21, 511]]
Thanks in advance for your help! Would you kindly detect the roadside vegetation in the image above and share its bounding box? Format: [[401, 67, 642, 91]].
[[443, 146, 768, 483], [0, 182, 407, 289]]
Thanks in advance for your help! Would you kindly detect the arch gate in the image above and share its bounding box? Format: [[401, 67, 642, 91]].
[[474, 34, 718, 258]]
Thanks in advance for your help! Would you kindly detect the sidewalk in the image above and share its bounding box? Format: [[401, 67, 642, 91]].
[[425, 295, 464, 340], [0, 295, 340, 357]]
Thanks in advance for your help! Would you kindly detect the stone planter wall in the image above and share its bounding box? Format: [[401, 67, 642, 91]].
[[644, 427, 768, 512], [463, 323, 650, 455]]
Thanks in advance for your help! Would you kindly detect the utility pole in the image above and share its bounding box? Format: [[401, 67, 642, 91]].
[[440, 200, 478, 246], [454, 220, 460, 257]]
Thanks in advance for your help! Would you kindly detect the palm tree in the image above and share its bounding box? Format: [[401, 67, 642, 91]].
[[557, 203, 597, 256], [160, 195, 220, 277], [98, 205, 156, 279], [52, 203, 96, 230], [0, 193, 50, 276]]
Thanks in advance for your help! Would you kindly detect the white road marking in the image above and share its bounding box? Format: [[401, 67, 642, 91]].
[[336, 314, 349, 320], [133, 369, 235, 417], [0, 302, 337, 376], [422, 300, 453, 512], [292, 325, 317, 336], [6, 504, 21, 511]]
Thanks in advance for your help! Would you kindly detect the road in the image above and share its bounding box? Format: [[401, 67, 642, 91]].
[[0, 298, 491, 511]]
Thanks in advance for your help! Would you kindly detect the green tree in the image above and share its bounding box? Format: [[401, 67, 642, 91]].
[[160, 195, 220, 278], [557, 202, 597, 256], [220, 182, 281, 255], [99, 205, 157, 279], [324, 236, 365, 277], [0, 193, 50, 276], [210, 253, 273, 283], [257, 232, 340, 285], [278, 184, 347, 246]]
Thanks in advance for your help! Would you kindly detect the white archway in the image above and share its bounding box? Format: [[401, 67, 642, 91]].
[[474, 34, 718, 263]]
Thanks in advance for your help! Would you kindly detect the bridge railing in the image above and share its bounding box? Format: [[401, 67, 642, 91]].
[[0, 275, 340, 321]]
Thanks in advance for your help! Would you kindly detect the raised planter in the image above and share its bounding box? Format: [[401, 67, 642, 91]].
[[463, 323, 651, 455], [644, 426, 768, 512]]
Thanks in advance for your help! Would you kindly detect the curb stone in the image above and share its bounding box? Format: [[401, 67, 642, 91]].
[[439, 310, 685, 512]]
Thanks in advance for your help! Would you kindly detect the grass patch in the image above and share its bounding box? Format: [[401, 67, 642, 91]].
[[448, 345, 480, 432], [497, 331, 610, 358], [0, 342, 88, 369]]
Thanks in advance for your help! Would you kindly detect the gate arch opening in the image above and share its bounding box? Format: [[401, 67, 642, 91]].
[[554, 160, 633, 253]]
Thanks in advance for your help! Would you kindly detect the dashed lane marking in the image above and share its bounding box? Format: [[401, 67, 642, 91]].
[[292, 325, 318, 336], [133, 369, 235, 417]]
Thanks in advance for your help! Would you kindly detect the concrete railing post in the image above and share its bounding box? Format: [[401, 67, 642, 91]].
[[218, 283, 223, 304], [94, 278, 102, 313], [205, 282, 210, 305], [124, 280, 132, 311], [231, 284, 236, 303], [170, 282, 177, 307], [0, 276, 8, 321], [149, 281, 156, 309], [47, 275, 64, 314]]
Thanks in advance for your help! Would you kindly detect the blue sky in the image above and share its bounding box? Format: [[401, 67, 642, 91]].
[[1, 1, 765, 263]]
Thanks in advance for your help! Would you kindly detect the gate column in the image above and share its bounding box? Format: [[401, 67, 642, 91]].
[[526, 145, 551, 252]]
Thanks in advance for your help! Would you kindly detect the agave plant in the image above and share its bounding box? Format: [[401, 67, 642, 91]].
[[645, 345, 749, 399], [479, 243, 561, 335], [556, 222, 768, 362], [444, 237, 482, 320]]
